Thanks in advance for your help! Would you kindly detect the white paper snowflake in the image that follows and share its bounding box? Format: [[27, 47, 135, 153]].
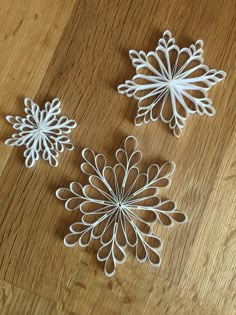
[[118, 30, 226, 137], [5, 98, 77, 168], [56, 136, 187, 277]]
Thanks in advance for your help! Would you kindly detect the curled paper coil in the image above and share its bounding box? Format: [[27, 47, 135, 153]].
[[56, 136, 187, 277], [118, 30, 226, 137], [5, 98, 77, 167]]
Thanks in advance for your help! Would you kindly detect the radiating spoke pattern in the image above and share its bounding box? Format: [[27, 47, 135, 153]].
[[118, 30, 226, 137], [5, 98, 77, 167], [56, 136, 187, 277]]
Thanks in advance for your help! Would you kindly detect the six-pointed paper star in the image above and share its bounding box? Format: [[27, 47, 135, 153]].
[[118, 30, 226, 137], [56, 136, 187, 277], [5, 98, 77, 168]]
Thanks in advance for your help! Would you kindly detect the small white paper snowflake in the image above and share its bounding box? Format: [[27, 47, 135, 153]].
[[56, 136, 187, 277], [5, 98, 77, 168], [118, 30, 226, 137]]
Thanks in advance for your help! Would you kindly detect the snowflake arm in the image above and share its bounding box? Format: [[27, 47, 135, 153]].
[[118, 30, 226, 137], [56, 136, 187, 277]]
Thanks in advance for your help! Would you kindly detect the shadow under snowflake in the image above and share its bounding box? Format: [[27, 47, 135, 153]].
[[5, 98, 77, 167], [56, 136, 187, 277], [118, 30, 226, 137]]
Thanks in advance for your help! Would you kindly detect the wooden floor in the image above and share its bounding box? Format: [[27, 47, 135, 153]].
[[0, 0, 235, 314]]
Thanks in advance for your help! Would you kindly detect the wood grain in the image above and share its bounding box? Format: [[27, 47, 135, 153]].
[[0, 280, 56, 315], [0, 0, 235, 314]]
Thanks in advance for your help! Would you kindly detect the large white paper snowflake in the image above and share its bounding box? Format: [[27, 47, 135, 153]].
[[56, 136, 187, 277], [5, 98, 77, 168], [118, 30, 226, 137]]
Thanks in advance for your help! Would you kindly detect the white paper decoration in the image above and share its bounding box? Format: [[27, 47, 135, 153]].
[[5, 98, 77, 167], [118, 30, 226, 137], [56, 136, 187, 277]]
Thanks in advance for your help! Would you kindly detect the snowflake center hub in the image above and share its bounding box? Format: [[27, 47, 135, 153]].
[[36, 122, 47, 134], [167, 79, 176, 89], [116, 201, 125, 210], [36, 126, 44, 135]]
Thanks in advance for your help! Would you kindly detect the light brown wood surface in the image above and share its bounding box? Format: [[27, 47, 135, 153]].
[[0, 0, 235, 314]]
